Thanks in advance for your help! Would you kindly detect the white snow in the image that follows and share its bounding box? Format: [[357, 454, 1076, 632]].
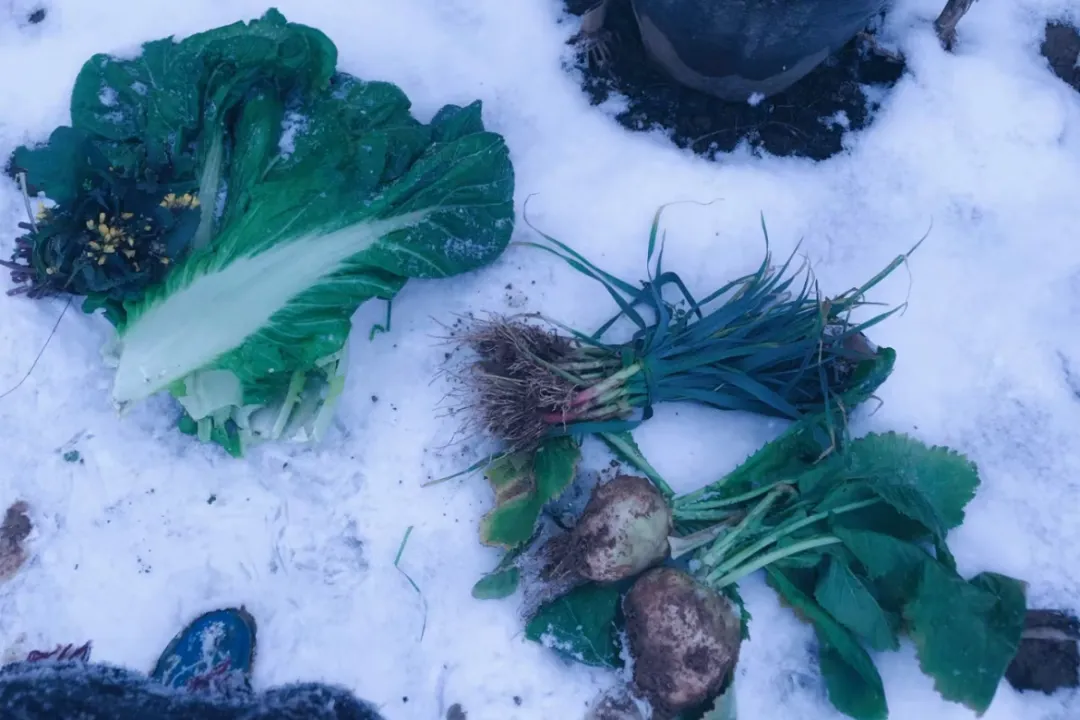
[[278, 111, 307, 157], [822, 110, 852, 130], [1, 1, 1080, 719], [98, 86, 118, 107]]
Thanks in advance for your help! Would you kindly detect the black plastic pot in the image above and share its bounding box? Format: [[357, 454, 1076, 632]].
[[630, 0, 889, 101]]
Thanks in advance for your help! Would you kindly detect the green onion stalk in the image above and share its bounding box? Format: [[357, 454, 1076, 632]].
[[456, 209, 920, 456]]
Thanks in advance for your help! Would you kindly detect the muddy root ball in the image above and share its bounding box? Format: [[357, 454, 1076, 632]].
[[624, 567, 742, 717], [458, 318, 580, 450], [573, 475, 672, 583]]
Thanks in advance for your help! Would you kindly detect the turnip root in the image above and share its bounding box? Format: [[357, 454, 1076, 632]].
[[522, 475, 673, 614], [624, 567, 742, 717], [574, 475, 672, 583]]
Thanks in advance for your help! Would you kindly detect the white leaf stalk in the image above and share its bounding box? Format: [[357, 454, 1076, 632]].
[[112, 212, 424, 405]]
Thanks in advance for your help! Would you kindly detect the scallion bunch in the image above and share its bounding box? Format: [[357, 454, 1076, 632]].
[[456, 210, 919, 451]]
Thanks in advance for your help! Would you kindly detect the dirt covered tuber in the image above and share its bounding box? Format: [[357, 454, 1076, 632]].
[[522, 475, 672, 613], [624, 567, 742, 717], [574, 475, 672, 583]]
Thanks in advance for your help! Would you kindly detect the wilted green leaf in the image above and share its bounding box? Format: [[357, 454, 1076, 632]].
[[767, 568, 887, 720], [827, 499, 930, 542], [533, 437, 582, 500], [818, 644, 888, 720], [811, 481, 875, 511], [429, 100, 486, 142], [815, 557, 898, 652], [471, 566, 520, 600], [832, 528, 931, 614], [933, 536, 958, 574], [480, 437, 580, 548], [728, 349, 898, 500], [720, 583, 752, 642], [472, 546, 523, 600], [905, 563, 1027, 714], [483, 451, 534, 498], [70, 8, 336, 174], [865, 479, 946, 541], [11, 126, 89, 207], [840, 433, 979, 532], [712, 417, 831, 498], [525, 583, 624, 668]]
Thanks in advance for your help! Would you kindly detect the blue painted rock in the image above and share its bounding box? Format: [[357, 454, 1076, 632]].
[[630, 0, 888, 100]]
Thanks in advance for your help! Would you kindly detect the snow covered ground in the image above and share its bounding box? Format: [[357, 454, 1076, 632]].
[[1, 0, 1079, 718]]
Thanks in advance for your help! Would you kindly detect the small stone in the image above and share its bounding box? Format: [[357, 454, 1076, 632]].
[[0, 502, 32, 583], [1, 503, 31, 544], [446, 704, 467, 720], [1006, 609, 1079, 694], [1042, 23, 1080, 92]]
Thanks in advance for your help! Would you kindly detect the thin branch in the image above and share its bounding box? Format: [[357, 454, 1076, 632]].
[[935, 0, 979, 51]]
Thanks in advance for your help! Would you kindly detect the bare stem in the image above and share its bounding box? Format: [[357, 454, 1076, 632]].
[[934, 0, 978, 51], [569, 363, 641, 408], [709, 537, 843, 589], [17, 172, 38, 233], [674, 481, 790, 512], [556, 359, 621, 372], [700, 484, 795, 567], [704, 498, 880, 583]]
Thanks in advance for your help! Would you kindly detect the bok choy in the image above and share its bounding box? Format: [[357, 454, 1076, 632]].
[[5, 9, 516, 455]]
